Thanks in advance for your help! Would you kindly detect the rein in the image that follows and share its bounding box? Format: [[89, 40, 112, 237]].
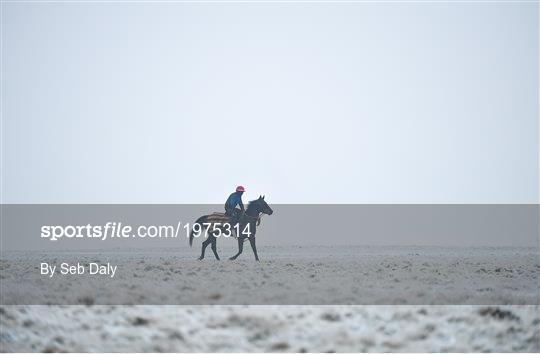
[[243, 211, 261, 223], [243, 203, 264, 224], [243, 212, 259, 220]]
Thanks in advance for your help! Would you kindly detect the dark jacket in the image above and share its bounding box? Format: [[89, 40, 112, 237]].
[[225, 191, 245, 212]]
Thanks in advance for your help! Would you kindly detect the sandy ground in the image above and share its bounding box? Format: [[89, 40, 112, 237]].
[[1, 246, 538, 305], [1, 305, 539, 352], [1, 246, 539, 352]]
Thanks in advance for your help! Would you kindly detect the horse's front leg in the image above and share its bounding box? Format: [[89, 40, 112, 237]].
[[229, 235, 244, 260], [248, 232, 259, 261]]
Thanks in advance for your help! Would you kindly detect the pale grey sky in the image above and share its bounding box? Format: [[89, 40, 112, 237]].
[[2, 2, 538, 204]]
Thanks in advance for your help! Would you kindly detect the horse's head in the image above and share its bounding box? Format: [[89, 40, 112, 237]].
[[256, 195, 273, 215]]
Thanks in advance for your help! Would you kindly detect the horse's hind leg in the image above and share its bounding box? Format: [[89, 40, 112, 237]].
[[211, 238, 220, 260], [199, 237, 212, 260], [249, 236, 259, 261], [229, 236, 244, 260]]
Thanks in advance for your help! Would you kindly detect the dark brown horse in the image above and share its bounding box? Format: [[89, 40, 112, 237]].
[[189, 196, 273, 261]]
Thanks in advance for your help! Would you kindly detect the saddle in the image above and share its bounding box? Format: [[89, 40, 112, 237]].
[[206, 212, 261, 226]]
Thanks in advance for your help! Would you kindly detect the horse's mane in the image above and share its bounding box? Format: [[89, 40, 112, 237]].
[[247, 199, 260, 208]]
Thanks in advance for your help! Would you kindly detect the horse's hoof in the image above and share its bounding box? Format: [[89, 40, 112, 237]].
[[198, 257, 204, 261], [229, 257, 236, 261]]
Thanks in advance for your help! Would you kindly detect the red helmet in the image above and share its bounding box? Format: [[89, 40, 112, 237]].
[[236, 185, 245, 192]]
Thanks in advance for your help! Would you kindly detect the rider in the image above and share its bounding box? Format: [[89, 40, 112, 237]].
[[225, 186, 245, 223]]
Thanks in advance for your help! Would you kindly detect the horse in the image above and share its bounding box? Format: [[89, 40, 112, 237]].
[[189, 196, 273, 261]]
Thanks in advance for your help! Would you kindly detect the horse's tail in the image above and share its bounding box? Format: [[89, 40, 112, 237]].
[[189, 215, 208, 247]]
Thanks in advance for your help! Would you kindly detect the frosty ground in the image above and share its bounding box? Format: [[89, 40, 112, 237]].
[[1, 245, 538, 352]]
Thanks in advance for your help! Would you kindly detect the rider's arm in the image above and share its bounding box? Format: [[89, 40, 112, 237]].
[[239, 199, 245, 212]]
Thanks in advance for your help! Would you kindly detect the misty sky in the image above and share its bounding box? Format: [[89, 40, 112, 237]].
[[2, 2, 538, 204]]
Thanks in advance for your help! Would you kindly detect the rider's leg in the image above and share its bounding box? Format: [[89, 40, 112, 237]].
[[225, 208, 237, 224], [232, 208, 241, 224]]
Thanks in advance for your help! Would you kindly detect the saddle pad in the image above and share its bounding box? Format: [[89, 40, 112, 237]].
[[206, 213, 230, 224]]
